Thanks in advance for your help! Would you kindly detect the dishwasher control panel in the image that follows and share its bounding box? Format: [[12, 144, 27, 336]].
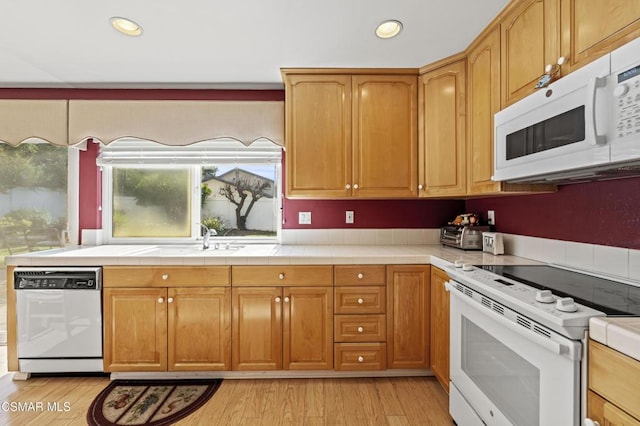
[[14, 267, 102, 290]]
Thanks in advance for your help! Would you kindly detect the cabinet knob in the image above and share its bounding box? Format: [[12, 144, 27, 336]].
[[418, 184, 424, 190], [284, 296, 290, 303], [357, 326, 364, 333], [353, 184, 359, 189], [584, 419, 600, 426], [357, 273, 364, 279], [275, 296, 281, 303], [357, 298, 364, 304], [158, 297, 164, 303], [167, 297, 174, 303], [278, 273, 285, 280], [162, 274, 169, 280], [345, 184, 351, 189], [357, 356, 364, 363]]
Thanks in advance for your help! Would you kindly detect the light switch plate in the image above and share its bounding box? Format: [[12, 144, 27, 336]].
[[346, 211, 354, 224], [298, 212, 312, 224], [487, 210, 495, 225]]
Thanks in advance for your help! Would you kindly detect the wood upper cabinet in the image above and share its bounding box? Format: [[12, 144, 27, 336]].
[[430, 266, 450, 393], [419, 58, 467, 197], [560, 0, 640, 74], [386, 265, 430, 369], [351, 75, 418, 198], [282, 69, 418, 198], [284, 74, 352, 198], [232, 285, 333, 371], [501, 0, 560, 107], [467, 27, 502, 195]]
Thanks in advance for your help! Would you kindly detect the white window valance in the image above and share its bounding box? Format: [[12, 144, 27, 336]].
[[68, 100, 284, 147], [0, 99, 68, 146]]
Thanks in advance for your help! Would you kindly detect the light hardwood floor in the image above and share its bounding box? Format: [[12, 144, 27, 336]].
[[0, 375, 451, 425]]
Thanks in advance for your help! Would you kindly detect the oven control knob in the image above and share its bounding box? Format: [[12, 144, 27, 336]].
[[462, 264, 474, 271], [535, 290, 555, 304], [556, 297, 578, 313]]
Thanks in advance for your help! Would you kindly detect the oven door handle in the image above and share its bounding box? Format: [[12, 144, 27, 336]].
[[446, 281, 566, 357]]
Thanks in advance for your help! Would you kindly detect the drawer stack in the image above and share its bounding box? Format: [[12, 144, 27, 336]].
[[333, 265, 387, 370]]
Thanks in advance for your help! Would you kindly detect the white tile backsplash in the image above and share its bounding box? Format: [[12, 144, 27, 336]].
[[564, 241, 595, 271], [628, 249, 640, 281], [594, 245, 629, 277], [280, 228, 438, 246]]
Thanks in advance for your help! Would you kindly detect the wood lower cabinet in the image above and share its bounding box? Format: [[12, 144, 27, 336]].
[[386, 265, 430, 369], [430, 266, 450, 392], [102, 266, 231, 372], [231, 265, 333, 371], [588, 340, 640, 425]]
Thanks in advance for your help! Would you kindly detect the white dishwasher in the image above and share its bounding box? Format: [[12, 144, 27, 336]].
[[14, 267, 103, 373]]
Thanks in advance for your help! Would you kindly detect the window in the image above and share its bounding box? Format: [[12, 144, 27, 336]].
[[100, 139, 282, 243], [0, 142, 77, 261]]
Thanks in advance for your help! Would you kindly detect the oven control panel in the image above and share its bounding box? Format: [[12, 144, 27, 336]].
[[613, 65, 640, 140]]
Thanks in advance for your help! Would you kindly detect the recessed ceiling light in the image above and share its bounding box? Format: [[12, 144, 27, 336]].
[[375, 20, 403, 39], [110, 16, 143, 37]]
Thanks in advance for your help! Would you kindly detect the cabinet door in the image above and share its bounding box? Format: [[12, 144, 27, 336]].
[[283, 287, 333, 370], [284, 74, 352, 198], [386, 265, 430, 369], [103, 288, 167, 372], [419, 60, 467, 196], [232, 287, 282, 370], [501, 0, 560, 106], [467, 28, 502, 194], [604, 402, 640, 426], [561, 0, 640, 73], [168, 287, 231, 371], [352, 75, 418, 198], [430, 267, 450, 393]]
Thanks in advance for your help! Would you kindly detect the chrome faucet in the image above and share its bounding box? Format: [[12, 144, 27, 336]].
[[199, 223, 213, 250]]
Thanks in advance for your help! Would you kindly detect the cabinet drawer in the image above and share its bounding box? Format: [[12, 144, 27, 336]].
[[334, 314, 386, 342], [334, 286, 386, 314], [232, 266, 333, 286], [589, 340, 640, 421], [103, 266, 230, 287], [334, 343, 387, 371], [334, 265, 386, 286]]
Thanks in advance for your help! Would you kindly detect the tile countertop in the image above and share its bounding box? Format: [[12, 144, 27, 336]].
[[4, 244, 542, 268], [589, 317, 640, 362]]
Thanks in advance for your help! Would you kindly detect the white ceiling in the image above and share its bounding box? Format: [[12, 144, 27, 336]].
[[0, 0, 509, 89]]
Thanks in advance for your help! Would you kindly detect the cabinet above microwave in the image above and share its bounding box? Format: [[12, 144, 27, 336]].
[[493, 36, 640, 184]]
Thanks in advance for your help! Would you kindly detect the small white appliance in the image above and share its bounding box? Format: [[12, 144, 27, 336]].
[[14, 267, 103, 373], [493, 36, 640, 183], [482, 232, 504, 255]]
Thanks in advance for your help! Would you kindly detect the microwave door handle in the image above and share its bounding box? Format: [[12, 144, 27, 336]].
[[586, 76, 608, 146]]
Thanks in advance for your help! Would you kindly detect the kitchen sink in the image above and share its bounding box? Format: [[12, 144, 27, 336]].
[[127, 243, 276, 257]]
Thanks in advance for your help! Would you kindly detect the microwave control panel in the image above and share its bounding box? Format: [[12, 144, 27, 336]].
[[614, 64, 640, 139]]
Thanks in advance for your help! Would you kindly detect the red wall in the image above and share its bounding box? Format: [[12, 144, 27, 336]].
[[78, 141, 102, 235], [465, 177, 640, 249]]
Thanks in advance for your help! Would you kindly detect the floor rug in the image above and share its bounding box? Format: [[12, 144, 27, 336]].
[[87, 379, 222, 426]]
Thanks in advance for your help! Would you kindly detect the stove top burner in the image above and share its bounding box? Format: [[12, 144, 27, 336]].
[[477, 265, 640, 315]]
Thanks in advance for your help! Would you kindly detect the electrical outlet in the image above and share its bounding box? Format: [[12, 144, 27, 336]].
[[298, 212, 312, 225], [487, 210, 495, 225], [346, 211, 354, 224]]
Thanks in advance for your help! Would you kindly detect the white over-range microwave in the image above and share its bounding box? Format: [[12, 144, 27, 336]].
[[494, 36, 640, 184]]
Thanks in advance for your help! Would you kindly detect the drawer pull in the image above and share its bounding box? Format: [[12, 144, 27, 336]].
[[167, 297, 174, 303], [357, 326, 364, 333], [357, 356, 364, 363], [357, 273, 364, 279], [357, 298, 364, 304], [353, 184, 359, 189], [275, 297, 282, 303], [162, 274, 169, 280], [158, 297, 164, 303], [284, 296, 290, 303], [345, 184, 351, 189], [278, 273, 285, 280]]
